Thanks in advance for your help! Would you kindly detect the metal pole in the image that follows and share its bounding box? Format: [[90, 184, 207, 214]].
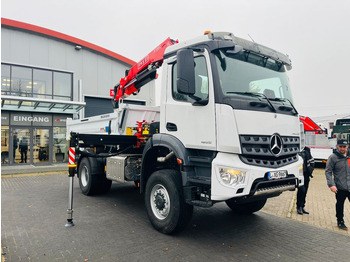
[[78, 79, 84, 119], [65, 174, 75, 227]]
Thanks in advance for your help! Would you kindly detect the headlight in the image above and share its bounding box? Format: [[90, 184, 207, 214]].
[[218, 168, 246, 187]]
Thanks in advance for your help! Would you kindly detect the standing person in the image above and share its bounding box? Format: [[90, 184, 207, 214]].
[[13, 133, 19, 160], [325, 139, 350, 231], [19, 137, 29, 163], [296, 146, 315, 215]]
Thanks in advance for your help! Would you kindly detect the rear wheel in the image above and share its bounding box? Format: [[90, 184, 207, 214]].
[[78, 157, 112, 195], [145, 169, 193, 234], [225, 199, 267, 215]]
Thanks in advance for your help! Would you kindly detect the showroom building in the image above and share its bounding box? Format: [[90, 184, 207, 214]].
[[1, 18, 153, 166]]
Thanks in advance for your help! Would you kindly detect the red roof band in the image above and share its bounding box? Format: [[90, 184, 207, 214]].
[[1, 18, 136, 66]]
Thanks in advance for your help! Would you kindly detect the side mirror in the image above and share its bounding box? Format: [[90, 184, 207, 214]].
[[176, 49, 195, 95]]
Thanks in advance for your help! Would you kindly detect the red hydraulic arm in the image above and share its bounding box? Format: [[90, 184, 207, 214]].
[[114, 38, 177, 101]]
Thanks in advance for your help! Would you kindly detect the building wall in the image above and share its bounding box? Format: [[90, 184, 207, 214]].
[[1, 27, 155, 105]]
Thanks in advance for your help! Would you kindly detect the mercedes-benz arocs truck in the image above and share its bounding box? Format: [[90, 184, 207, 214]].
[[66, 32, 304, 234]]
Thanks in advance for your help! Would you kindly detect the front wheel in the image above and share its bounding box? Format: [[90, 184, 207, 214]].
[[225, 198, 267, 215], [145, 169, 193, 234]]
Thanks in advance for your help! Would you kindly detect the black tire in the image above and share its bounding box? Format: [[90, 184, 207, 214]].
[[145, 169, 193, 234], [78, 157, 112, 196], [225, 198, 267, 215]]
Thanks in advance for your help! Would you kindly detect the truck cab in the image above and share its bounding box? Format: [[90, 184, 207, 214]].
[[147, 32, 303, 197]]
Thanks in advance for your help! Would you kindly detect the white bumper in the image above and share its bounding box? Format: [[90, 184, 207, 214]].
[[211, 152, 304, 201]]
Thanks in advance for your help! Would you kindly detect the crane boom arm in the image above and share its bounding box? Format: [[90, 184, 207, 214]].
[[114, 37, 176, 101]]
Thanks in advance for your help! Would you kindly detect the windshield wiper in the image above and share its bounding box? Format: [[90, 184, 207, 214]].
[[269, 98, 298, 115], [227, 92, 277, 112]]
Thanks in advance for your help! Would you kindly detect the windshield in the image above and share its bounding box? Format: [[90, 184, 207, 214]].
[[214, 49, 294, 103]]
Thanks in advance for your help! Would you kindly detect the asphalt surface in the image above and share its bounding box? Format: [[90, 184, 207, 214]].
[[1, 170, 350, 261]]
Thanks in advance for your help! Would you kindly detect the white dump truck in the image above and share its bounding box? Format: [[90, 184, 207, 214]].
[[66, 32, 304, 234]]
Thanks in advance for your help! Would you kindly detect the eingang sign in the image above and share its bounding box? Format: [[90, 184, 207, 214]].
[[2, 112, 71, 127], [13, 115, 50, 123], [10, 113, 52, 126]]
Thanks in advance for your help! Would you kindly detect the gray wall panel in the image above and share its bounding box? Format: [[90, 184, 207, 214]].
[[97, 57, 112, 97], [29, 34, 50, 67], [1, 29, 11, 62], [82, 51, 98, 96], [7, 30, 31, 64], [48, 41, 67, 70]]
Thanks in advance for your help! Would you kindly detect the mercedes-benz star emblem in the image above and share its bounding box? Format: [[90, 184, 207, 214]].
[[270, 133, 283, 156]]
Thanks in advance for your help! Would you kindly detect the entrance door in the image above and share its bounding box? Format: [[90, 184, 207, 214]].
[[11, 128, 31, 164], [33, 128, 50, 164]]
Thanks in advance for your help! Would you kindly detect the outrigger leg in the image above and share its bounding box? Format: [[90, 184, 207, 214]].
[[65, 143, 77, 227], [65, 168, 75, 227]]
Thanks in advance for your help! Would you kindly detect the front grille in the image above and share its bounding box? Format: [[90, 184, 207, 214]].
[[239, 135, 299, 168]]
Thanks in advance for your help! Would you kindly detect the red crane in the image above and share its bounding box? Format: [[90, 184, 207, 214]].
[[114, 38, 177, 101]]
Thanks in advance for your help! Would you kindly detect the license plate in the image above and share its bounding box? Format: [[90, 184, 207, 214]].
[[267, 170, 287, 180]]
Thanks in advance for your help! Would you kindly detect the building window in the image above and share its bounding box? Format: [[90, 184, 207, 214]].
[[1, 64, 11, 95], [53, 72, 72, 101], [33, 69, 52, 99], [1, 63, 72, 101], [11, 66, 32, 97]]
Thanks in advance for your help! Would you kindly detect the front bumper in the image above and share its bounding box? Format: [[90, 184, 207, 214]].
[[211, 152, 304, 201]]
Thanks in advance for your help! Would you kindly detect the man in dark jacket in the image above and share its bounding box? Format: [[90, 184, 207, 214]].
[[297, 147, 314, 215], [325, 139, 350, 231], [19, 137, 29, 163]]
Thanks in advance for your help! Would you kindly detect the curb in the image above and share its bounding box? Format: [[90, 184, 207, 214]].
[[287, 189, 297, 219]]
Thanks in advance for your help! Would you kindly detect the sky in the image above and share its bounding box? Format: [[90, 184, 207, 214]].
[[1, 0, 350, 118]]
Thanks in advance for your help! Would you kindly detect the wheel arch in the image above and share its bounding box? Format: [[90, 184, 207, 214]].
[[140, 133, 194, 193]]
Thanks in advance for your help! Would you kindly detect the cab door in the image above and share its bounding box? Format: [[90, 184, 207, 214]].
[[163, 51, 216, 151]]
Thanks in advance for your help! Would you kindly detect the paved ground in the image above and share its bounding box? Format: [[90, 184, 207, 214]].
[[263, 167, 350, 235], [1, 168, 350, 261]]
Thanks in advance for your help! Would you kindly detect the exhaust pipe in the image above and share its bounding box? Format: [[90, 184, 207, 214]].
[[157, 151, 175, 162]]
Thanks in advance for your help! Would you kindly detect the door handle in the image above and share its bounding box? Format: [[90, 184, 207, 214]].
[[166, 122, 177, 132]]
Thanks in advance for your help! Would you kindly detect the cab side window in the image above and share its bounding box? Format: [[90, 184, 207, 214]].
[[172, 56, 208, 102]]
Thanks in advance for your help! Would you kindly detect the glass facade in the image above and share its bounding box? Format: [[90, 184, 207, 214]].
[[1, 63, 73, 102], [1, 63, 74, 166]]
